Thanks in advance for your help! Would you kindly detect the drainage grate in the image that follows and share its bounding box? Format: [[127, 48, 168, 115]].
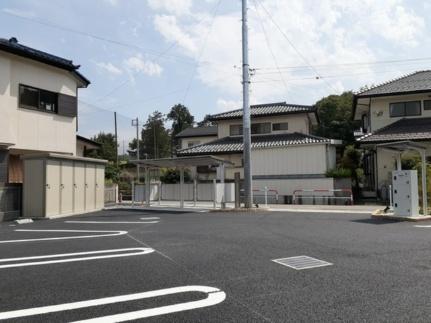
[[272, 256, 332, 270]]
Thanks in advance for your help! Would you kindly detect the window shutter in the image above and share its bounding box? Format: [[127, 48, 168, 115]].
[[58, 94, 77, 117]]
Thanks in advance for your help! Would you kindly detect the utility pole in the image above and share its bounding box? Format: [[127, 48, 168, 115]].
[[132, 118, 140, 182], [114, 111, 118, 167], [242, 0, 253, 208]]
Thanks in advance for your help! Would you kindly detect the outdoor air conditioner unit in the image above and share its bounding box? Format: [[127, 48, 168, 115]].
[[392, 170, 419, 217]]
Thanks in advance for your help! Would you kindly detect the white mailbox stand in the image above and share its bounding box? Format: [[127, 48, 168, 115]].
[[392, 170, 419, 217], [22, 153, 107, 218]]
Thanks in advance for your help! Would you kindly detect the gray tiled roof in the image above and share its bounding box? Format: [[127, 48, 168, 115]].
[[177, 132, 331, 156], [357, 117, 431, 143], [175, 126, 218, 138], [0, 37, 90, 86], [356, 71, 431, 97], [209, 102, 315, 120]]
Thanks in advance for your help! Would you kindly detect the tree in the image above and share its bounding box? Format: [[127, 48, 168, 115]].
[[129, 111, 171, 159], [197, 114, 214, 127], [340, 145, 362, 200], [87, 132, 119, 182], [313, 91, 359, 144], [167, 104, 195, 152], [88, 132, 117, 161]]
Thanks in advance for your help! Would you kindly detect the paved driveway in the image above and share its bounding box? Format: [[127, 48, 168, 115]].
[[0, 209, 430, 322]]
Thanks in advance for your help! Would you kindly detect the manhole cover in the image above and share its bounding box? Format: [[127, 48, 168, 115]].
[[272, 256, 332, 270]]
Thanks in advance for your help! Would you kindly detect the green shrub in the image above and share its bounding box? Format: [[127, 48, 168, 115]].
[[326, 167, 352, 178]]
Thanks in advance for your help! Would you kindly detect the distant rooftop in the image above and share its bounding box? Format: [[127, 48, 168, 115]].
[[357, 117, 431, 143], [175, 126, 218, 138], [177, 132, 334, 156], [355, 71, 431, 98], [0, 37, 90, 87], [208, 102, 316, 121]]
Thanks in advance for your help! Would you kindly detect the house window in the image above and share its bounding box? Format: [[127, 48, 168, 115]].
[[272, 122, 289, 131], [424, 100, 431, 111], [251, 123, 271, 134], [187, 141, 201, 148], [230, 124, 243, 136], [389, 101, 421, 117], [19, 84, 58, 113], [361, 114, 369, 133]]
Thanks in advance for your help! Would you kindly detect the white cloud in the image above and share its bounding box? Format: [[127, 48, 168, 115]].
[[124, 54, 163, 77], [150, 0, 426, 104], [216, 99, 241, 112], [103, 0, 118, 6], [2, 8, 36, 18], [147, 0, 192, 15], [154, 15, 198, 53], [96, 62, 123, 76]]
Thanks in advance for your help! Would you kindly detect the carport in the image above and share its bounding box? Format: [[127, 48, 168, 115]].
[[131, 155, 233, 208], [378, 141, 428, 216]]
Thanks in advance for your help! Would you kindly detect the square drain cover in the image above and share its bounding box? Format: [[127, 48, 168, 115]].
[[272, 256, 332, 270]]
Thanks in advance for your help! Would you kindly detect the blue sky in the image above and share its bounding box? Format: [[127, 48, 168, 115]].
[[1, 0, 430, 147]]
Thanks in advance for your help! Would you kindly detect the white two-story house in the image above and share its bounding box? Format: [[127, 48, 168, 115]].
[[176, 102, 342, 200], [0, 37, 90, 184], [353, 70, 431, 198]]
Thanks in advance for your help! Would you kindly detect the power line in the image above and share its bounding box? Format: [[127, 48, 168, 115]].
[[256, 0, 339, 93], [251, 0, 296, 98], [182, 0, 222, 104], [0, 10, 193, 65]]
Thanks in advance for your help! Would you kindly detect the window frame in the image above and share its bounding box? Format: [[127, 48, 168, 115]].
[[19, 84, 58, 114], [424, 100, 431, 111], [272, 122, 289, 131], [389, 100, 421, 118]]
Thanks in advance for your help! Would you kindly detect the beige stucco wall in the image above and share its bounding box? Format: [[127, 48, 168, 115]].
[[357, 93, 431, 132], [180, 136, 217, 150], [0, 52, 78, 155], [216, 114, 310, 138]]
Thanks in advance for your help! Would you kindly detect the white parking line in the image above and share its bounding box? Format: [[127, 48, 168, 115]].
[[0, 285, 226, 321], [414, 225, 431, 228], [0, 247, 154, 269], [65, 221, 159, 224], [0, 229, 127, 243], [64, 217, 161, 224]]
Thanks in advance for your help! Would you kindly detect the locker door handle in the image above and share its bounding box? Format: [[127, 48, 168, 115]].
[[45, 184, 51, 189], [74, 184, 77, 188], [85, 183, 88, 188], [60, 184, 65, 189]]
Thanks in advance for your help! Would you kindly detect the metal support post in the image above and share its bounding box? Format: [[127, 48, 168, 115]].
[[264, 186, 268, 207], [193, 178, 197, 207], [131, 181, 135, 207], [213, 178, 217, 209], [145, 167, 150, 207], [421, 151, 428, 216], [396, 153, 402, 171], [158, 182, 161, 206], [180, 167, 184, 209], [234, 172, 241, 208]]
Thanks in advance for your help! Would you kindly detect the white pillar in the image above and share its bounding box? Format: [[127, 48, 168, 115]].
[[193, 178, 197, 207], [158, 182, 162, 206], [145, 168, 150, 206], [219, 164, 226, 209], [421, 151, 427, 216], [213, 178, 217, 208], [396, 153, 402, 171], [180, 167, 184, 208]]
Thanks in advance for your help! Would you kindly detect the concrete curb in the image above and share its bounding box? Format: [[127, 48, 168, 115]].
[[371, 209, 431, 222]]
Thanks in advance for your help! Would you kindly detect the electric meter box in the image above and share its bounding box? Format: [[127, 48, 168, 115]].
[[392, 170, 419, 217]]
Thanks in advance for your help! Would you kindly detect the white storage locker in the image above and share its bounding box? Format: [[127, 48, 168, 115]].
[[85, 163, 96, 211], [392, 170, 419, 217], [22, 154, 107, 218], [73, 162, 85, 213]]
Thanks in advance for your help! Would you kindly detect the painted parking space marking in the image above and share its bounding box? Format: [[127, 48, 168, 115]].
[[64, 217, 161, 224], [0, 229, 127, 244], [0, 247, 154, 269], [414, 225, 431, 228], [65, 220, 159, 224], [272, 256, 333, 270], [0, 285, 226, 321]]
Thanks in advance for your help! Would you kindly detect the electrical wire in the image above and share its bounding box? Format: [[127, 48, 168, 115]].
[[255, 0, 339, 93]]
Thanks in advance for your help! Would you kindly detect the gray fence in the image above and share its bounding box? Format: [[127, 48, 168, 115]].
[[0, 184, 22, 221], [105, 184, 118, 206]]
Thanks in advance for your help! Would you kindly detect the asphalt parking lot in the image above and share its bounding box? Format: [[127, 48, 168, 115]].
[[1, 209, 431, 322]]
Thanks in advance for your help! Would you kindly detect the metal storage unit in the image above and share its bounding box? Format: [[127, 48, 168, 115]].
[[22, 153, 107, 218], [392, 170, 419, 217]]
